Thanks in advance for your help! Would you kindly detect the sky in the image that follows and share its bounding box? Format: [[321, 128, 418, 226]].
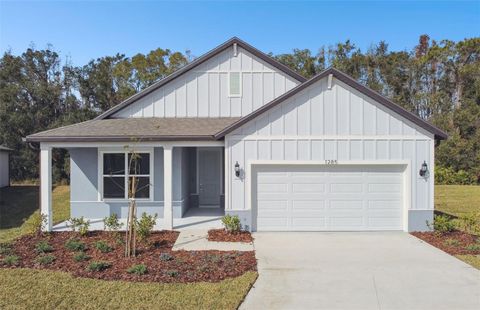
[[0, 0, 479, 66]]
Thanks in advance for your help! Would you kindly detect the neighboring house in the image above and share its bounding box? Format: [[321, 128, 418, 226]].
[[0, 146, 12, 188], [26, 37, 447, 232]]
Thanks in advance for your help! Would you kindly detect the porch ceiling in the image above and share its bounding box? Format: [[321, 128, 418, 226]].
[[25, 117, 241, 142]]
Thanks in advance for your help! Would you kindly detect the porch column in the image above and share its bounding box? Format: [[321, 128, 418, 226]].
[[40, 145, 52, 231], [163, 144, 173, 230]]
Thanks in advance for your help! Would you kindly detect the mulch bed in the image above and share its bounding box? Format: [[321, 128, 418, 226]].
[[411, 230, 480, 255], [0, 231, 257, 283], [207, 229, 254, 243]]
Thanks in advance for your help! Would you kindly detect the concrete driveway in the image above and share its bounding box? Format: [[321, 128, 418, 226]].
[[241, 232, 480, 310]]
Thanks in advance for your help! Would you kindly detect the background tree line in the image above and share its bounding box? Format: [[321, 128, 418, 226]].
[[0, 35, 479, 184]]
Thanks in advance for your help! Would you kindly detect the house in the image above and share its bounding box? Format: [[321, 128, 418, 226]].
[[26, 37, 447, 232], [0, 146, 12, 188]]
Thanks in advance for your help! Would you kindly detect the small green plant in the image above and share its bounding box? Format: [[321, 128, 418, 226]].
[[159, 252, 173, 261], [443, 238, 460, 247], [103, 213, 123, 232], [466, 244, 480, 252], [94, 240, 113, 253], [35, 240, 53, 253], [221, 214, 242, 233], [458, 213, 480, 235], [165, 270, 179, 277], [0, 243, 13, 255], [2, 255, 20, 266], [73, 252, 90, 262], [87, 261, 111, 272], [426, 215, 455, 234], [65, 238, 86, 252], [135, 212, 157, 242], [36, 254, 55, 265], [127, 264, 148, 275], [67, 217, 90, 236], [28, 212, 48, 235]]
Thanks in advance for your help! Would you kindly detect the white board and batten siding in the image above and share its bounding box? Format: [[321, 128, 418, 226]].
[[225, 76, 435, 231], [112, 46, 300, 118]]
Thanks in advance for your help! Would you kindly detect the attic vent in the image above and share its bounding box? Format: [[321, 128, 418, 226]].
[[229, 72, 241, 97]]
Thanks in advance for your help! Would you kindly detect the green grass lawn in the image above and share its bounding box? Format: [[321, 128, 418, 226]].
[[435, 185, 480, 270], [0, 185, 257, 309], [0, 268, 257, 310], [435, 185, 480, 217], [0, 185, 70, 243]]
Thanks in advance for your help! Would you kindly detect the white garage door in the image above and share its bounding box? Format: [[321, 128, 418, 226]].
[[254, 165, 404, 231]]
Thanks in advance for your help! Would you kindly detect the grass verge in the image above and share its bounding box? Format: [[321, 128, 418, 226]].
[[455, 255, 480, 270], [0, 268, 257, 309], [0, 185, 70, 243], [435, 185, 480, 217]]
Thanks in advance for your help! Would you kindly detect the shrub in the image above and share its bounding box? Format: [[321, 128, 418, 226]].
[[443, 238, 460, 247], [36, 254, 55, 265], [221, 215, 241, 233], [127, 264, 148, 275], [65, 238, 86, 252], [73, 252, 90, 262], [165, 270, 179, 277], [435, 166, 477, 185], [458, 213, 480, 235], [35, 241, 53, 253], [2, 255, 20, 266], [427, 215, 455, 234], [466, 244, 480, 252], [103, 213, 123, 232], [159, 252, 173, 261], [87, 261, 111, 272], [28, 213, 47, 235], [94, 241, 113, 253], [135, 213, 157, 242], [67, 217, 90, 236], [0, 243, 13, 255]]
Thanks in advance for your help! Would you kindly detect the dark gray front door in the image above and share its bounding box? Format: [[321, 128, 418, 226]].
[[198, 149, 221, 206]]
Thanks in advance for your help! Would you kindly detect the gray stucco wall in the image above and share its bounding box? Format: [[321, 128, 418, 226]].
[[0, 151, 10, 188], [69, 147, 190, 219]]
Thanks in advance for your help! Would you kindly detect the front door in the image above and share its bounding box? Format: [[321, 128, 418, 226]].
[[198, 148, 221, 206]]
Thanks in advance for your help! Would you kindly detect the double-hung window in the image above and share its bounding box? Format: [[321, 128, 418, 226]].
[[102, 152, 151, 200]]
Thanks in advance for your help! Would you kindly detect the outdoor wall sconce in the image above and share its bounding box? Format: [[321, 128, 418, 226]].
[[234, 161, 241, 178], [419, 161, 429, 177]]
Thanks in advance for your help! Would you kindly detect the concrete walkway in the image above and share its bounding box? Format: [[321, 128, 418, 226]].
[[241, 232, 480, 310], [172, 229, 254, 251]]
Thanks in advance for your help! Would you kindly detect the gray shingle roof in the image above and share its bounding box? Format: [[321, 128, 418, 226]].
[[25, 117, 241, 142]]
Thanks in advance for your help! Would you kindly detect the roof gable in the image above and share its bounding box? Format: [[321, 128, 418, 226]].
[[215, 67, 447, 140], [97, 37, 306, 120]]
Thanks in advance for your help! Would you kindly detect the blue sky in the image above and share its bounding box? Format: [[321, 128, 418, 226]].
[[0, 1, 479, 66]]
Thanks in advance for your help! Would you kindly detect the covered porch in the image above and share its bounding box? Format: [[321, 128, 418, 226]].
[[52, 207, 224, 231], [38, 141, 226, 231]]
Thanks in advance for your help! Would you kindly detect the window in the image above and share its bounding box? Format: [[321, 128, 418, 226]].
[[102, 152, 151, 200], [229, 72, 241, 97]]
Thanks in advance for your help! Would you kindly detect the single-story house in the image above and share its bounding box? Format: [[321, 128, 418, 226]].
[[26, 37, 447, 232], [0, 146, 12, 188]]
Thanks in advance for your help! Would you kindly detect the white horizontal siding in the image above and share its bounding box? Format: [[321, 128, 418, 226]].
[[113, 47, 300, 118], [226, 76, 435, 214]]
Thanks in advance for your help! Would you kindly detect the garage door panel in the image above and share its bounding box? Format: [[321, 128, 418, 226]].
[[330, 183, 363, 193], [292, 200, 325, 210], [329, 200, 364, 210], [292, 183, 325, 193], [368, 183, 402, 193], [330, 216, 364, 228], [291, 217, 327, 230], [255, 165, 404, 231]]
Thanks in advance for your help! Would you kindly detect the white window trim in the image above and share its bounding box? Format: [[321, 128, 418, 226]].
[[228, 72, 242, 98], [98, 148, 154, 202]]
